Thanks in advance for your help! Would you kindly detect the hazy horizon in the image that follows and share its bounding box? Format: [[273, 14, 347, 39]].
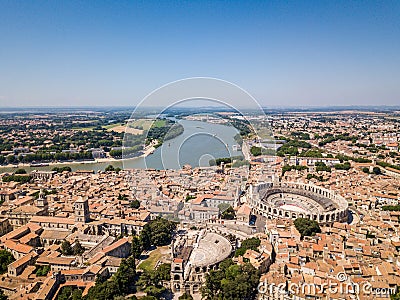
[[1, 104, 400, 110]]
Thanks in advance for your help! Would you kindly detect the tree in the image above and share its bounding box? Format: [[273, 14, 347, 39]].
[[85, 279, 120, 300], [105, 165, 115, 172], [241, 237, 261, 250], [137, 264, 171, 297], [234, 247, 247, 257], [201, 261, 260, 300], [56, 286, 82, 300], [15, 168, 27, 174], [294, 218, 321, 238], [381, 205, 400, 211], [118, 194, 128, 200], [391, 289, 400, 300], [372, 166, 382, 175], [6, 154, 16, 164], [218, 203, 231, 212], [219, 258, 234, 271], [202, 269, 224, 299], [61, 240, 73, 255], [179, 292, 193, 300], [221, 206, 235, 220], [0, 250, 15, 274], [72, 241, 85, 255], [235, 237, 261, 257], [250, 146, 262, 156], [300, 149, 323, 158], [156, 263, 171, 281], [315, 162, 331, 172], [136, 270, 153, 290], [131, 235, 142, 259], [140, 225, 152, 251], [140, 217, 177, 250], [2, 175, 32, 183], [362, 167, 370, 174], [0, 290, 7, 300], [130, 200, 140, 209], [143, 285, 167, 298], [150, 218, 177, 246], [334, 162, 351, 170], [114, 255, 136, 294], [35, 265, 50, 276], [52, 166, 72, 173], [282, 165, 308, 175]]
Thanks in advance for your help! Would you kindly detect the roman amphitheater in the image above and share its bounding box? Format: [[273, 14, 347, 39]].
[[249, 181, 348, 224], [171, 231, 232, 294]]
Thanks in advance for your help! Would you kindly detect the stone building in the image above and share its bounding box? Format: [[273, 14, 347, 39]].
[[171, 231, 232, 295], [74, 197, 90, 223]]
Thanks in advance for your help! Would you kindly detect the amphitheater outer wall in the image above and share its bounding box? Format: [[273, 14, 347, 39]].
[[248, 182, 348, 224]]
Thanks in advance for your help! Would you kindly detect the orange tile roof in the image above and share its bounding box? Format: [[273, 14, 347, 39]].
[[4, 240, 33, 254], [102, 237, 130, 254]]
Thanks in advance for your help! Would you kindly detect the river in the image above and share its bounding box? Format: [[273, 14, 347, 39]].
[[0, 119, 242, 172]]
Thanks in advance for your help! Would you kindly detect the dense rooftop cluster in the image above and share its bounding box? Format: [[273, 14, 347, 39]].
[[0, 109, 399, 299]]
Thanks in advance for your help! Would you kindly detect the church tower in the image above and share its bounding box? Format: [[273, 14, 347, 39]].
[[74, 197, 90, 223], [35, 189, 48, 215]]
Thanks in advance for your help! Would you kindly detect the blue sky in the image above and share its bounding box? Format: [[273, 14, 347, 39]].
[[0, 1, 399, 107]]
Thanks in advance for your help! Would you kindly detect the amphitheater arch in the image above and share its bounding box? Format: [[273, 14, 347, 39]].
[[251, 182, 348, 225]]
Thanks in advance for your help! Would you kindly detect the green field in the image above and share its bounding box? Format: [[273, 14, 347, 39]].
[[102, 123, 124, 130], [137, 246, 168, 272], [71, 126, 96, 131], [128, 119, 167, 130], [71, 119, 167, 132], [72, 123, 123, 131]]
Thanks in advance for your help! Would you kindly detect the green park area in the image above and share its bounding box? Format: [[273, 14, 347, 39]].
[[137, 246, 169, 272]]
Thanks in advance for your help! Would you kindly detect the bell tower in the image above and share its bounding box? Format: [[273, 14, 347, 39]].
[[74, 197, 90, 223], [35, 189, 48, 214]]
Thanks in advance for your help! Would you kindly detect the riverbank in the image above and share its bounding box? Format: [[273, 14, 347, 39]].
[[0, 144, 156, 172], [0, 119, 242, 172]]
